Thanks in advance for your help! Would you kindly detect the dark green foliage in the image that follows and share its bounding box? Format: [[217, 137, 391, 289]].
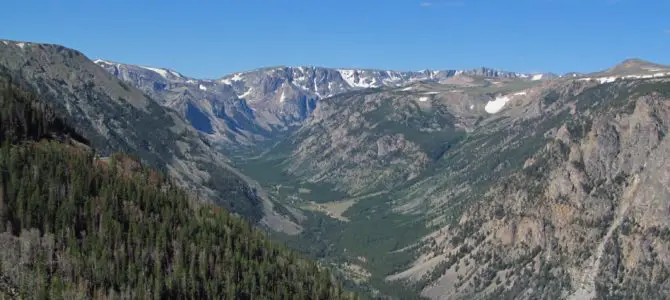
[[566, 118, 593, 142], [484, 258, 571, 300], [542, 90, 561, 106], [632, 80, 670, 98], [0, 75, 88, 146], [360, 99, 464, 158], [197, 161, 264, 222], [1, 56, 267, 224], [0, 76, 356, 299]]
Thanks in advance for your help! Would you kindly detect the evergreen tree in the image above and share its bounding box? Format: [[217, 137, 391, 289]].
[[0, 71, 356, 299]]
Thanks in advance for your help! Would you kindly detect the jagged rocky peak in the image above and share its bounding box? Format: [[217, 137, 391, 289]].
[[465, 67, 519, 78], [212, 65, 542, 105]]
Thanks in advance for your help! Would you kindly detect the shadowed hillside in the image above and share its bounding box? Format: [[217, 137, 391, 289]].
[[0, 70, 356, 299]]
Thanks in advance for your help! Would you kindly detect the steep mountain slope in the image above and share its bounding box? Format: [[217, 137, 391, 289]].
[[0, 77, 355, 299], [392, 76, 670, 300], [238, 78, 542, 197], [0, 40, 299, 233], [262, 60, 666, 189], [94, 59, 549, 147], [94, 59, 263, 144], [235, 62, 670, 299], [382, 76, 670, 299]]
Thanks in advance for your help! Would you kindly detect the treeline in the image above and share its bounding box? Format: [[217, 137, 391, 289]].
[[0, 73, 356, 299]]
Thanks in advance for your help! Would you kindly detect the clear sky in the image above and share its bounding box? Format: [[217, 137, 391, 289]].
[[1, 0, 668, 78]]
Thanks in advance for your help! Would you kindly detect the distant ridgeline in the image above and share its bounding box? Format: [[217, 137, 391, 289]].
[[0, 69, 356, 299]]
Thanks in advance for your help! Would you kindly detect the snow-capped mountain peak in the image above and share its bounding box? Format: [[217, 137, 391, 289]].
[[93, 59, 554, 144]]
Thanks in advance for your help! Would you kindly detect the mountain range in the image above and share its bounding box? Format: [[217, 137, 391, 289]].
[[3, 38, 670, 299], [93, 58, 558, 146]]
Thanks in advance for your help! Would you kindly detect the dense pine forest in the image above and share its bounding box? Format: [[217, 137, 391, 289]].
[[0, 73, 356, 299]]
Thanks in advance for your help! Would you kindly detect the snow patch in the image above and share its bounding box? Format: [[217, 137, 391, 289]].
[[294, 81, 309, 92], [1, 41, 7, 45], [232, 73, 243, 81], [400, 86, 413, 91], [169, 70, 183, 78], [199, 84, 207, 91], [339, 69, 357, 87], [578, 72, 670, 84], [418, 96, 430, 102], [313, 78, 322, 98], [370, 77, 380, 88], [16, 42, 25, 49], [531, 74, 543, 81], [138, 66, 169, 78], [338, 69, 374, 88], [597, 77, 617, 84], [513, 91, 527, 96], [293, 71, 308, 89], [485, 95, 511, 114], [280, 90, 287, 103], [222, 73, 244, 85], [469, 105, 474, 110], [423, 92, 440, 95], [238, 88, 253, 99]]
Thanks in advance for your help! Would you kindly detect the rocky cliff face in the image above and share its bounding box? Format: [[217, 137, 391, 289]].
[[94, 59, 263, 145], [383, 77, 670, 300]]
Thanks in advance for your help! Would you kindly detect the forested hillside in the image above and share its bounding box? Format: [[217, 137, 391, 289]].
[[0, 68, 355, 299]]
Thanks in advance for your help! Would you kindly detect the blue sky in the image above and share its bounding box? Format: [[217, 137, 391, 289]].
[[1, 0, 668, 78]]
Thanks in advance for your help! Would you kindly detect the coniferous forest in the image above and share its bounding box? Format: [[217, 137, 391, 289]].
[[0, 73, 356, 299]]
